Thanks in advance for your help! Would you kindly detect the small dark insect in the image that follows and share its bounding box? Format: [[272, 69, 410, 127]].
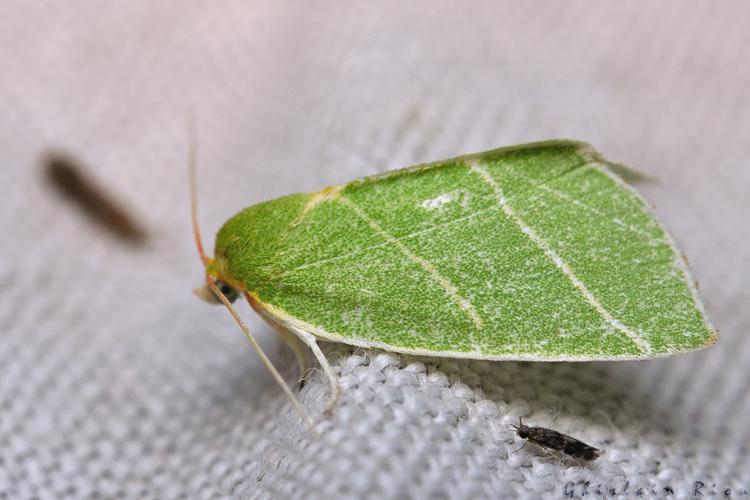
[[44, 153, 147, 244], [511, 417, 601, 462]]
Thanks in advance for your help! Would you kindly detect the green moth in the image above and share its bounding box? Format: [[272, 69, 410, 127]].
[[191, 140, 715, 427]]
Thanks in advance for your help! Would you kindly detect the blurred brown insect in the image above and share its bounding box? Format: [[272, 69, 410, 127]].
[[511, 417, 601, 462], [44, 153, 147, 244]]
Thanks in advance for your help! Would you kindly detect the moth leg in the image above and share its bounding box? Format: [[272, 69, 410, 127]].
[[571, 457, 584, 468], [538, 450, 558, 462], [296, 331, 341, 416], [268, 323, 309, 384], [511, 441, 528, 454]]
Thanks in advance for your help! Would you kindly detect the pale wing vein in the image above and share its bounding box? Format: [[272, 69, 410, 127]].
[[502, 163, 660, 242], [279, 202, 500, 275], [468, 159, 652, 354], [338, 195, 485, 340]]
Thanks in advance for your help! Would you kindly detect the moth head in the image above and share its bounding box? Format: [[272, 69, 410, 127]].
[[511, 416, 530, 439], [194, 278, 239, 304]]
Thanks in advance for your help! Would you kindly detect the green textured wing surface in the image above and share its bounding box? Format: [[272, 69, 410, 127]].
[[217, 140, 715, 360]]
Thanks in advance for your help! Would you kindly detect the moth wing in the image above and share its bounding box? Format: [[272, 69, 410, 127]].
[[228, 140, 715, 360]]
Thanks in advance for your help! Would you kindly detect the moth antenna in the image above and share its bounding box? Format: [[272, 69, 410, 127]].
[[206, 278, 319, 437], [188, 115, 209, 267]]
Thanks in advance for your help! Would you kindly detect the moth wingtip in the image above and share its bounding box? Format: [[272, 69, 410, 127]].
[[574, 141, 655, 185], [694, 326, 720, 348], [573, 141, 602, 163]]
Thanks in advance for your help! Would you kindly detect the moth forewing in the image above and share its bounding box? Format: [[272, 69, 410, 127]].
[[512, 417, 601, 462]]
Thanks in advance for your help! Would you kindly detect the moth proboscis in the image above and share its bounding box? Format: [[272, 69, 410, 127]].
[[511, 417, 601, 462]]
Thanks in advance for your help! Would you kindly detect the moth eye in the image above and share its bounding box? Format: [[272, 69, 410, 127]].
[[194, 280, 240, 304], [215, 280, 239, 303], [518, 429, 529, 439]]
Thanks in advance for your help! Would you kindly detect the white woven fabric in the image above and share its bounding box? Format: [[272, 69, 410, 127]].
[[2, 2, 748, 498]]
